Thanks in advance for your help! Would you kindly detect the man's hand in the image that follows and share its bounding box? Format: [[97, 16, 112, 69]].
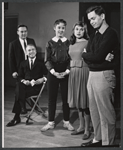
[[105, 53, 114, 62], [12, 72, 18, 78], [83, 48, 87, 53], [23, 80, 31, 86]]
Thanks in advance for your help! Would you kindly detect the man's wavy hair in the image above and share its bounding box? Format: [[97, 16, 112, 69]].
[[86, 5, 105, 16], [70, 21, 89, 45]]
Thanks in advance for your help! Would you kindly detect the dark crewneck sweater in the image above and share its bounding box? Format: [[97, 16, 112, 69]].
[[82, 27, 120, 71]]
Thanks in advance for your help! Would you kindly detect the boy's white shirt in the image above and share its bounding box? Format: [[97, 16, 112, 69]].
[[50, 36, 70, 74], [28, 57, 36, 69]]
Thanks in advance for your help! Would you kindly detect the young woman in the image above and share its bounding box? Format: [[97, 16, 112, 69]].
[[68, 21, 90, 140]]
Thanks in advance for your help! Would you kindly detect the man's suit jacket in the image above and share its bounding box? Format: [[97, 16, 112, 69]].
[[18, 58, 47, 90], [8, 37, 36, 74]]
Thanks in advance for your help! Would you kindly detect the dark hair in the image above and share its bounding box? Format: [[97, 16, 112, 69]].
[[86, 5, 105, 16], [70, 21, 89, 45], [17, 24, 28, 31], [54, 19, 67, 27]]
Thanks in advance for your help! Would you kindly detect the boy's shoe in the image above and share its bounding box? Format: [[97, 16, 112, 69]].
[[41, 122, 55, 132], [63, 121, 74, 131]]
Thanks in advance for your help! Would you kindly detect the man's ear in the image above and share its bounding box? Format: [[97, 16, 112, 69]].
[[17, 31, 19, 35], [101, 13, 105, 20]]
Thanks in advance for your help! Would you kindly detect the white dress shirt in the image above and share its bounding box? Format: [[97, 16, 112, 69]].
[[28, 57, 36, 69], [19, 38, 27, 60]]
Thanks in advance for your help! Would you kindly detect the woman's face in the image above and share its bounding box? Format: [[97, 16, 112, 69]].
[[74, 25, 85, 39], [54, 23, 66, 38]]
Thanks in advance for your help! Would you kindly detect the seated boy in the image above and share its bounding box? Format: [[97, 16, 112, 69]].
[[6, 44, 47, 127]]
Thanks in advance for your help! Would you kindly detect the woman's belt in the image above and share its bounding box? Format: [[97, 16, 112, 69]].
[[70, 60, 88, 67]]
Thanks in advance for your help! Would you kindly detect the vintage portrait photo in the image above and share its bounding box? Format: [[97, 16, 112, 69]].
[[2, 1, 121, 148]]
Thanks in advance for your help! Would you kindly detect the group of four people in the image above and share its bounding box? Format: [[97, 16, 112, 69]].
[[6, 5, 120, 147]]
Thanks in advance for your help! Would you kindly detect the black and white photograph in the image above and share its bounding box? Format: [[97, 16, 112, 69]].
[[3, 1, 121, 148]]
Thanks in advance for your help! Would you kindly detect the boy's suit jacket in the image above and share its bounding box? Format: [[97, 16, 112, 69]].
[[8, 37, 36, 74], [18, 58, 46, 90]]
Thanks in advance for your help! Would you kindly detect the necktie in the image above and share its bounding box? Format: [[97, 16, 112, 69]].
[[31, 59, 34, 70], [23, 40, 27, 60], [24, 40, 27, 50]]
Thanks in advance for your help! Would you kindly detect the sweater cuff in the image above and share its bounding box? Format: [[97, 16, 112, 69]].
[[65, 69, 70, 74], [50, 69, 55, 74]]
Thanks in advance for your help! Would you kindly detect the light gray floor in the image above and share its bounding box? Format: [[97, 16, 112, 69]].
[[4, 86, 120, 148]]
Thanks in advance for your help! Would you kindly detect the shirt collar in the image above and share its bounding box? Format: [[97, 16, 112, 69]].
[[29, 57, 36, 63], [52, 36, 67, 42], [19, 38, 27, 44], [98, 23, 109, 34]]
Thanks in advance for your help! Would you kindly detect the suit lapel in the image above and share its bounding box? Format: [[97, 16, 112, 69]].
[[17, 39, 25, 59], [17, 39, 23, 51], [25, 59, 30, 69], [26, 38, 30, 45], [26, 38, 31, 60], [27, 38, 29, 43]]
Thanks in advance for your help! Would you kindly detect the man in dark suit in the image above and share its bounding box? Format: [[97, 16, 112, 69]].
[[6, 44, 47, 127], [8, 24, 36, 78], [8, 24, 36, 114]]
